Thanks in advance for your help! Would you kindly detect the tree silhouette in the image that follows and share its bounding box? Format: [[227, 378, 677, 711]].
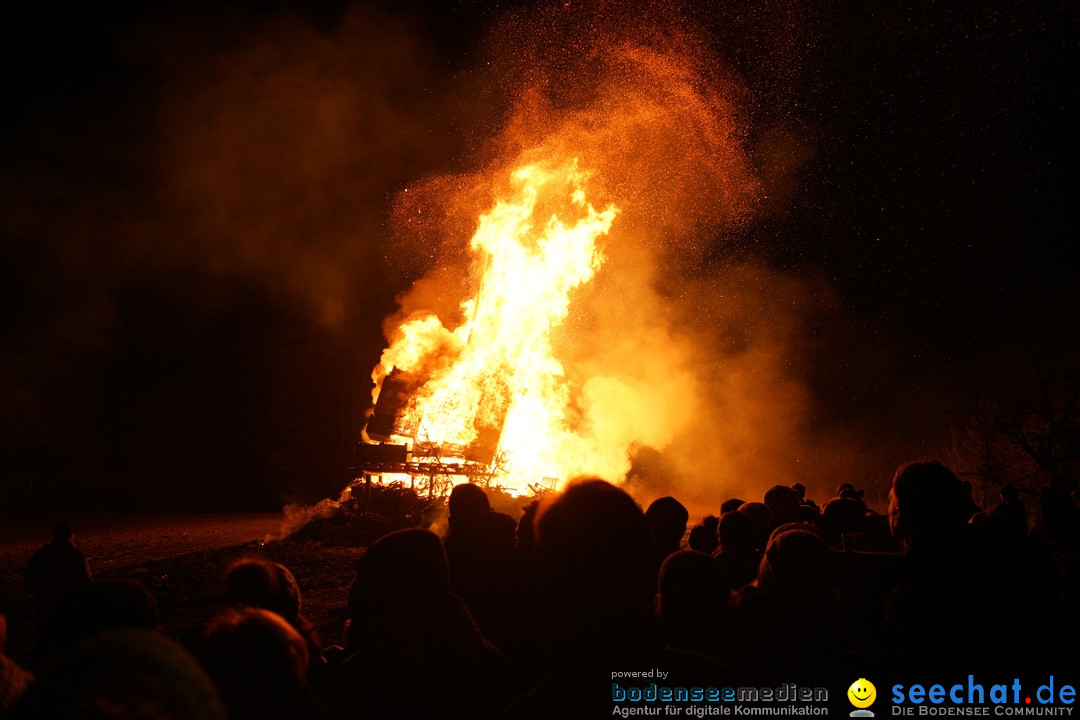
[[951, 353, 1080, 517]]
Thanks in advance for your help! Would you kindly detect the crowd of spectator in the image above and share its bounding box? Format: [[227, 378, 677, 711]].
[[1, 459, 1078, 718]]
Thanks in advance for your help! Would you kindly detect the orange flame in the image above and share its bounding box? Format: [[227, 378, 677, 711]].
[[372, 160, 618, 492]]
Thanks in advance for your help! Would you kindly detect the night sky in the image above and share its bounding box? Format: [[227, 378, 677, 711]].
[[0, 0, 1074, 513]]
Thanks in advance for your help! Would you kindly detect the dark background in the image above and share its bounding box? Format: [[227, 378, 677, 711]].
[[0, 0, 1074, 513]]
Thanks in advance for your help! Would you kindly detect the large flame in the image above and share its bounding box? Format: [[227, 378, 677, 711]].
[[358, 17, 822, 507], [371, 160, 618, 492]]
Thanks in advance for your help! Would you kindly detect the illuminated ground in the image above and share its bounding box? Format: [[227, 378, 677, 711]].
[[0, 513, 368, 667]]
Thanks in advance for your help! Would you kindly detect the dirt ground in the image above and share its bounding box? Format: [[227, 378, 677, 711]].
[[0, 503, 729, 669], [0, 513, 369, 668], [0, 513, 286, 582]]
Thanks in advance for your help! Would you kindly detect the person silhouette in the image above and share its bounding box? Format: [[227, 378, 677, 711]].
[[23, 521, 92, 669]]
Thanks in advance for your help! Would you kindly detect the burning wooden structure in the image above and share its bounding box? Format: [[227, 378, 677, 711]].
[[351, 162, 617, 498]]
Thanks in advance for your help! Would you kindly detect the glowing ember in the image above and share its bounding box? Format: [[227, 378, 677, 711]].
[[370, 160, 618, 494]]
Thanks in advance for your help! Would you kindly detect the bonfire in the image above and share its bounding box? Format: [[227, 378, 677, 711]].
[[357, 161, 617, 498]]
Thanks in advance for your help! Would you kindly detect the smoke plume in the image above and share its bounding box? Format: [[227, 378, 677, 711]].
[[376, 3, 870, 509]]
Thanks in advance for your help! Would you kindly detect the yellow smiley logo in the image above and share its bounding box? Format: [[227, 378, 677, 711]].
[[848, 678, 877, 709]]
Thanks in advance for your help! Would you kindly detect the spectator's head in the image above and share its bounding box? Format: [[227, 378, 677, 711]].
[[763, 485, 801, 527], [888, 460, 967, 547], [448, 483, 491, 521], [11, 629, 226, 719], [348, 528, 449, 620], [737, 502, 773, 549], [198, 608, 310, 720], [720, 498, 745, 515], [223, 558, 301, 625], [658, 550, 731, 621], [534, 478, 652, 610], [717, 510, 757, 553], [687, 516, 720, 554], [516, 499, 540, 554], [820, 497, 866, 537], [0, 613, 31, 713], [836, 483, 863, 500], [645, 496, 689, 554], [757, 526, 836, 599]]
